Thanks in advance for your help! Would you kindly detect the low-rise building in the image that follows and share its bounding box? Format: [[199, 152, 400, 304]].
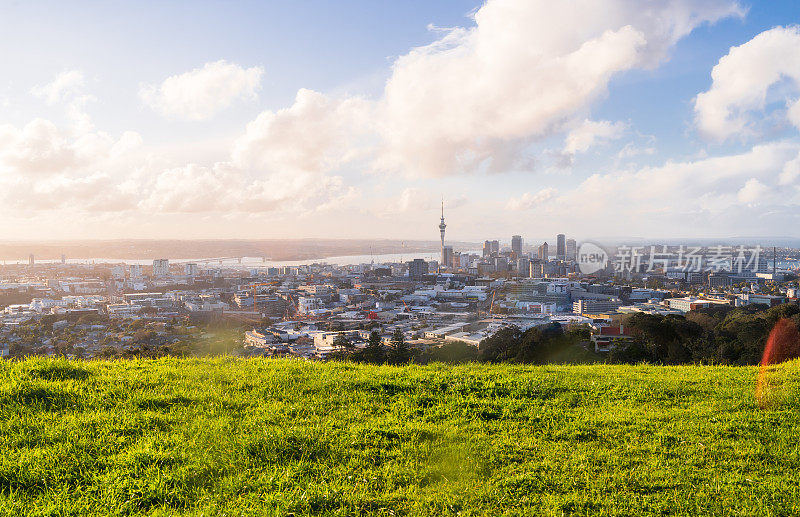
[[591, 325, 633, 353]]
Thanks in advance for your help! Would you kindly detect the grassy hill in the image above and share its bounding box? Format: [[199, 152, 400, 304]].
[[1, 358, 799, 516]]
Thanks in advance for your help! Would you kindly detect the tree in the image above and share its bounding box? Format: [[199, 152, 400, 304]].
[[387, 329, 411, 365], [419, 341, 479, 364], [478, 326, 523, 363], [332, 334, 354, 352], [357, 330, 386, 364], [608, 339, 653, 364]]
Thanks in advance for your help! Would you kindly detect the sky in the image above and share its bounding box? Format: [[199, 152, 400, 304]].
[[1, 0, 800, 244]]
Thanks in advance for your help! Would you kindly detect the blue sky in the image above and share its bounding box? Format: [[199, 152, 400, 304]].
[[1, 1, 800, 243]]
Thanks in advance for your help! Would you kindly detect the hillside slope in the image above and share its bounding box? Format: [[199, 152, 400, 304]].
[[1, 358, 798, 515]]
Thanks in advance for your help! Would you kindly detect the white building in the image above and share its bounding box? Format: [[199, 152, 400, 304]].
[[297, 297, 321, 314], [107, 304, 142, 318]]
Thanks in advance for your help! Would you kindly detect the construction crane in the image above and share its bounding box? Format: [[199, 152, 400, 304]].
[[478, 288, 499, 319]]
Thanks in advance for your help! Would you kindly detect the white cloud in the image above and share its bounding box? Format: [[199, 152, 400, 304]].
[[232, 0, 740, 178], [778, 151, 800, 185], [0, 118, 111, 175], [399, 0, 739, 175], [31, 70, 96, 133], [506, 188, 558, 210], [394, 188, 429, 212], [140, 60, 263, 120], [139, 161, 354, 214], [617, 142, 656, 160], [559, 141, 800, 231], [232, 88, 373, 174], [564, 119, 627, 154], [383, 188, 468, 214], [0, 117, 143, 212], [695, 26, 800, 141], [32, 70, 85, 105], [737, 178, 770, 204], [0, 101, 356, 218]]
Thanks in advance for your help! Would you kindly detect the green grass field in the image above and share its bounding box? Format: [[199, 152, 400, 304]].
[[1, 358, 799, 516]]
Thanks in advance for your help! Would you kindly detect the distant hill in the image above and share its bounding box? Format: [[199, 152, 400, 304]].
[[1, 358, 798, 515], [0, 239, 480, 261]]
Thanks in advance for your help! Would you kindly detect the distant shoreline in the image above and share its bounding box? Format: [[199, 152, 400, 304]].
[[0, 239, 481, 262]]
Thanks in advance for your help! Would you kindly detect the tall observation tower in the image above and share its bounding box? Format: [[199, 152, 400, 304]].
[[438, 200, 452, 270], [438, 200, 447, 248]]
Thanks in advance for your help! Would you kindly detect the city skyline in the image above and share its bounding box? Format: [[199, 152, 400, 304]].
[[2, 1, 800, 241]]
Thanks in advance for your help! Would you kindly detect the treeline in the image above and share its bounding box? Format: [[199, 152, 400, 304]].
[[609, 303, 800, 365], [333, 324, 597, 365], [336, 303, 800, 366], [476, 303, 800, 366]]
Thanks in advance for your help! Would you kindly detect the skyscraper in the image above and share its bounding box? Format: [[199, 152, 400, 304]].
[[408, 259, 428, 279], [511, 235, 523, 257], [566, 239, 577, 261], [442, 246, 454, 270], [517, 257, 530, 278], [556, 234, 566, 261], [491, 240, 499, 255], [153, 258, 170, 277], [538, 242, 549, 260], [483, 240, 492, 258]]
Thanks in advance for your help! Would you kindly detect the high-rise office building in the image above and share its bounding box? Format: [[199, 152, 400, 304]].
[[556, 234, 566, 260], [483, 240, 492, 258], [153, 258, 170, 277], [566, 239, 577, 261], [517, 257, 530, 278], [442, 246, 454, 270], [491, 240, 500, 255], [408, 259, 428, 279], [511, 235, 523, 257], [185, 263, 199, 277], [538, 242, 549, 260]]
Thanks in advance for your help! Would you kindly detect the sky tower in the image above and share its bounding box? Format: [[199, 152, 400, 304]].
[[439, 200, 446, 248]]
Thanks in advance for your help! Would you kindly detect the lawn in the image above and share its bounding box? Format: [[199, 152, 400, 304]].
[[1, 357, 799, 516]]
